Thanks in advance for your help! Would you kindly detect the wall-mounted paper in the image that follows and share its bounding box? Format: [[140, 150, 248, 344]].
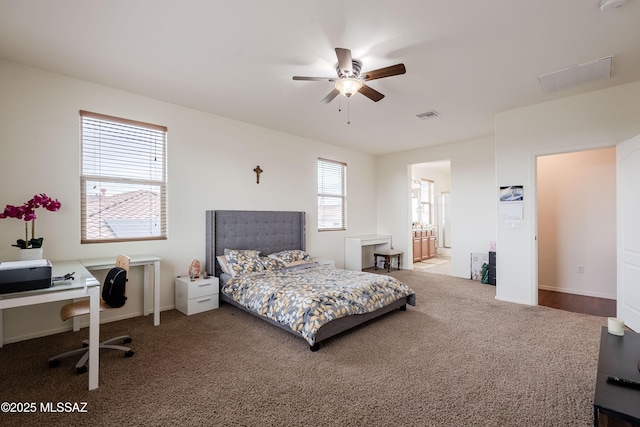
[[500, 202, 523, 220], [500, 186, 524, 220]]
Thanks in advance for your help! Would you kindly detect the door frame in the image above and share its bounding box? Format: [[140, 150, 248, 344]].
[[531, 141, 616, 308]]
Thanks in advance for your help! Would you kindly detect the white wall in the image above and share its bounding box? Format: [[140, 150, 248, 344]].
[[376, 136, 497, 278], [537, 148, 616, 299], [495, 81, 640, 305], [0, 60, 377, 344]]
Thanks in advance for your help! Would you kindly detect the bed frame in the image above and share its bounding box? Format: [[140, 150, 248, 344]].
[[205, 210, 410, 351]]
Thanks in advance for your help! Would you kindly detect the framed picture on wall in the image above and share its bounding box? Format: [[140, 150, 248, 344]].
[[499, 185, 523, 202]]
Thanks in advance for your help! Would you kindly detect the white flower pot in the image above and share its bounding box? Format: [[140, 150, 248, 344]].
[[18, 247, 43, 261]]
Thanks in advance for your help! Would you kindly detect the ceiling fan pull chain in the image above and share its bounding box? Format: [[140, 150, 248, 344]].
[[347, 97, 351, 125]]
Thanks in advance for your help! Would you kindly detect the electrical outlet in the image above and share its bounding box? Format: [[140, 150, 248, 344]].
[[577, 265, 584, 274]]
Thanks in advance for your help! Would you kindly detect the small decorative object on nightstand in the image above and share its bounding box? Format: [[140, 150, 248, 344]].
[[188, 259, 200, 280], [175, 275, 219, 315]]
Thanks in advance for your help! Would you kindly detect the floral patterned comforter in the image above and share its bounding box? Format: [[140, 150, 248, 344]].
[[221, 264, 416, 345]]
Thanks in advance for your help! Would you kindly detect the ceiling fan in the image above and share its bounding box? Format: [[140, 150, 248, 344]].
[[293, 47, 406, 103]]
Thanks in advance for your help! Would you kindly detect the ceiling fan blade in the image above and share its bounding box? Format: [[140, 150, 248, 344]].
[[293, 76, 336, 82], [358, 84, 385, 102], [320, 88, 340, 103], [362, 63, 406, 82], [335, 48, 353, 76]]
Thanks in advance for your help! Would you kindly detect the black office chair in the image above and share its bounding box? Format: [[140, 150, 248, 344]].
[[48, 255, 134, 374]]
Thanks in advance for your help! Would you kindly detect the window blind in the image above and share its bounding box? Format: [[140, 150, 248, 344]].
[[317, 158, 347, 231], [80, 110, 167, 243]]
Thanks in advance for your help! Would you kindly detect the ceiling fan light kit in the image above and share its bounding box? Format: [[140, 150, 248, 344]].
[[335, 77, 362, 97]]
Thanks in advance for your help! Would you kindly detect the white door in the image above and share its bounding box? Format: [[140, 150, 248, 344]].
[[617, 134, 640, 332]]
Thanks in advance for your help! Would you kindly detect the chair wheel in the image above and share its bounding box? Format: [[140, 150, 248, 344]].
[[76, 366, 87, 375], [49, 359, 60, 368], [123, 337, 132, 344], [125, 350, 134, 358]]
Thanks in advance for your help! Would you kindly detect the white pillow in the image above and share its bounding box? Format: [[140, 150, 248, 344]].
[[216, 255, 233, 276]]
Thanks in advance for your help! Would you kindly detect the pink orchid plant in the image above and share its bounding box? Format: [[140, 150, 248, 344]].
[[0, 193, 61, 249]]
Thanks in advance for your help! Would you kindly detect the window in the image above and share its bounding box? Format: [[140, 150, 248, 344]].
[[420, 179, 434, 226], [317, 158, 347, 231], [80, 110, 167, 243]]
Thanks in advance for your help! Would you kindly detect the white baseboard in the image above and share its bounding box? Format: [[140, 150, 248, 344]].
[[494, 295, 534, 306], [537, 284, 616, 300], [3, 305, 175, 346], [3, 326, 72, 345]]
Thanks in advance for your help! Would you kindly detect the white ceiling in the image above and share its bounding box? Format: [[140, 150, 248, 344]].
[[1, 0, 639, 155]]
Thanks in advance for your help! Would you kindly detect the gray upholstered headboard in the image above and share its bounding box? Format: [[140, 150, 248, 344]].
[[205, 210, 306, 277]]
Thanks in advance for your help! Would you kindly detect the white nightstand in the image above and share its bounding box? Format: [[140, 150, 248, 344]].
[[313, 258, 335, 268], [175, 276, 219, 315]]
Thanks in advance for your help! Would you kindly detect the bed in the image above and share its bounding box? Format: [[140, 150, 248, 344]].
[[205, 210, 415, 351]]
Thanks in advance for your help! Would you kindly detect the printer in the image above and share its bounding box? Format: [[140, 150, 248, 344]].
[[0, 259, 52, 294]]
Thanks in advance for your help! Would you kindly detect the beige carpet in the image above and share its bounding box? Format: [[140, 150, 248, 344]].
[[0, 270, 606, 426]]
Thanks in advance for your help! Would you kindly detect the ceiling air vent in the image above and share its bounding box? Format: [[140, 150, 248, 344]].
[[537, 56, 612, 92], [416, 111, 439, 120]]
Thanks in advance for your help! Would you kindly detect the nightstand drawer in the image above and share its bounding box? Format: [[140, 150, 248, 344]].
[[183, 294, 219, 315], [188, 280, 218, 298]]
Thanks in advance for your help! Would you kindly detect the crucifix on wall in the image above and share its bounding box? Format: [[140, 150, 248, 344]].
[[253, 165, 263, 184]]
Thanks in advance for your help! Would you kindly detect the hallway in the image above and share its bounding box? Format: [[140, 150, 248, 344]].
[[413, 255, 451, 275]]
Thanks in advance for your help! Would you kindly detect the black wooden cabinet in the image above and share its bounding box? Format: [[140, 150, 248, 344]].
[[488, 251, 496, 286]]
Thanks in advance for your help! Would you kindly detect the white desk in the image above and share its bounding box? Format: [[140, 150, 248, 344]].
[[80, 254, 161, 328], [344, 235, 392, 271], [0, 261, 101, 390]]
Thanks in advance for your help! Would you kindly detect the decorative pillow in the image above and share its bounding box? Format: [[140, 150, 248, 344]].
[[224, 249, 264, 276], [282, 260, 313, 267], [260, 256, 286, 271], [216, 255, 233, 275], [268, 250, 312, 264]]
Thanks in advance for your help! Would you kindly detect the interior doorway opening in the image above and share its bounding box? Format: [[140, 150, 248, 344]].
[[411, 160, 451, 274], [536, 147, 616, 317]]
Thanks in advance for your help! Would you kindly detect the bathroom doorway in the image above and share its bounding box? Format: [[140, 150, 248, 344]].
[[411, 160, 451, 273]]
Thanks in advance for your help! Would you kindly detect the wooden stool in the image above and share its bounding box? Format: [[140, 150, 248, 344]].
[[374, 249, 403, 272]]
